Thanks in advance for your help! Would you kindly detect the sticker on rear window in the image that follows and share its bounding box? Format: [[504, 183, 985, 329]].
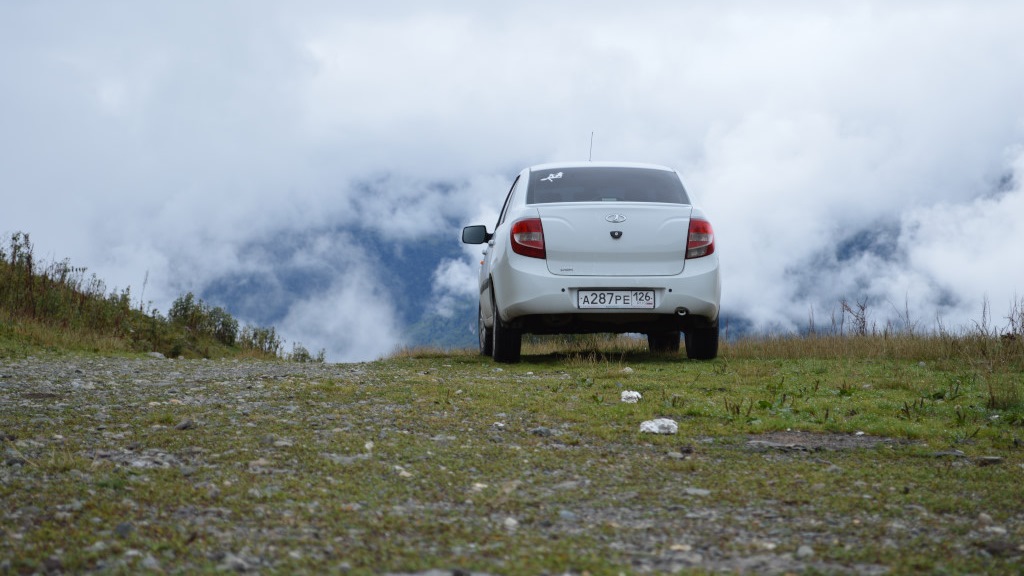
[[540, 172, 563, 182]]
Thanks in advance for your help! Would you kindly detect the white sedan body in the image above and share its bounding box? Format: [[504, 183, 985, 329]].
[[463, 161, 721, 362]]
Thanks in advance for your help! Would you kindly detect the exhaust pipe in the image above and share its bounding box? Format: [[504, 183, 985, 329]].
[[675, 307, 689, 317]]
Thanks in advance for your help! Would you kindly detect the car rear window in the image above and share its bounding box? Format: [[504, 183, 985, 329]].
[[526, 167, 690, 204]]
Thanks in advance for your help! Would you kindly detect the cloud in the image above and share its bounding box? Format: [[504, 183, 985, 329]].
[[276, 267, 403, 363], [895, 150, 1024, 324], [431, 258, 480, 318]]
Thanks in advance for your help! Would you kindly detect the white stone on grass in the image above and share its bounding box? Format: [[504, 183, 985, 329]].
[[640, 418, 678, 434], [621, 390, 642, 403]]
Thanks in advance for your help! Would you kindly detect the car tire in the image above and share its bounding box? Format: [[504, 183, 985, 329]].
[[478, 303, 493, 356], [491, 293, 521, 363], [647, 331, 680, 353], [684, 322, 719, 360]]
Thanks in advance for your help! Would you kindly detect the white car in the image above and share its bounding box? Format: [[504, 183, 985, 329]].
[[462, 161, 721, 363]]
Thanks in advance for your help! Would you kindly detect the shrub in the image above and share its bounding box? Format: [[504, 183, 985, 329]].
[[168, 292, 239, 347], [288, 343, 325, 363], [209, 306, 239, 347], [240, 325, 283, 356]]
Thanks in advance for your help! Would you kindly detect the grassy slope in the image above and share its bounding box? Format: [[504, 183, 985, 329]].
[[2, 339, 1022, 574]]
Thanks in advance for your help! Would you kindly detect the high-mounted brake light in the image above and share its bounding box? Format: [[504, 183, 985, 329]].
[[510, 218, 546, 259], [686, 218, 715, 259]]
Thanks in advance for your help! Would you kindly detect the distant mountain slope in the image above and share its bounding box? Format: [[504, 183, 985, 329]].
[[407, 298, 477, 349], [201, 226, 478, 351]]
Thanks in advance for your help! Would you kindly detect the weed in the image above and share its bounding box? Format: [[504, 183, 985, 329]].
[[948, 426, 981, 444], [840, 296, 871, 336], [987, 378, 1023, 411], [94, 472, 129, 491], [934, 374, 968, 401], [39, 447, 91, 473], [434, 387, 457, 406], [797, 379, 822, 397], [954, 405, 967, 427], [668, 394, 685, 409], [724, 398, 753, 418], [898, 398, 927, 420]]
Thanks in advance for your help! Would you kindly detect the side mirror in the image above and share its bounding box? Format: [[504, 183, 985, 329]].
[[462, 225, 492, 245]]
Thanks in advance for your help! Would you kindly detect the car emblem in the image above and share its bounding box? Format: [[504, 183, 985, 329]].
[[605, 214, 627, 223]]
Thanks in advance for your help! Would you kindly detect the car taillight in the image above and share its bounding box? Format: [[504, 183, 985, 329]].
[[686, 218, 715, 259], [511, 218, 546, 259]]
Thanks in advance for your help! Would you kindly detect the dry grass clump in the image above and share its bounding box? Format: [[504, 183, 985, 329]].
[[722, 331, 1022, 363], [725, 296, 1024, 370], [524, 334, 648, 356], [388, 345, 479, 360]]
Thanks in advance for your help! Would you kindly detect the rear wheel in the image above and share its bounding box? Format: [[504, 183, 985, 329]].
[[478, 304, 493, 356], [647, 331, 680, 353], [491, 294, 521, 363], [684, 322, 719, 360]]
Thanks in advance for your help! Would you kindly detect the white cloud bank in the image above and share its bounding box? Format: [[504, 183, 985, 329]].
[[277, 270, 402, 363], [2, 1, 1024, 359]]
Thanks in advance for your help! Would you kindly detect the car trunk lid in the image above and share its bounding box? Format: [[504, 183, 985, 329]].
[[539, 203, 692, 276]]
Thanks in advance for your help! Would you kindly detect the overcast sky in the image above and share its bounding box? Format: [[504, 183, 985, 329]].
[[3, 1, 1024, 360]]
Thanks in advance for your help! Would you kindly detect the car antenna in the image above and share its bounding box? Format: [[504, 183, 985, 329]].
[[589, 131, 594, 161]]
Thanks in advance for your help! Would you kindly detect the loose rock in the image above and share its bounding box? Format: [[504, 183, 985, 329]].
[[640, 418, 678, 434]]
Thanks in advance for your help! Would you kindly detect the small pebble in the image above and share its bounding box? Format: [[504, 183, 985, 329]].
[[114, 522, 135, 538], [141, 555, 161, 570]]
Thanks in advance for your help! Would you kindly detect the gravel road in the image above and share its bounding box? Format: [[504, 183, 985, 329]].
[[2, 355, 1021, 574]]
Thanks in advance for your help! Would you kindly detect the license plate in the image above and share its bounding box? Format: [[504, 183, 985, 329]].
[[577, 290, 655, 309]]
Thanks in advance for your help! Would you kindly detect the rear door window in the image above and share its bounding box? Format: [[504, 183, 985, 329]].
[[526, 167, 690, 204]]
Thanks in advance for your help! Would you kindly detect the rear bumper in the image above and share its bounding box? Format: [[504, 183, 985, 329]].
[[491, 252, 720, 334]]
